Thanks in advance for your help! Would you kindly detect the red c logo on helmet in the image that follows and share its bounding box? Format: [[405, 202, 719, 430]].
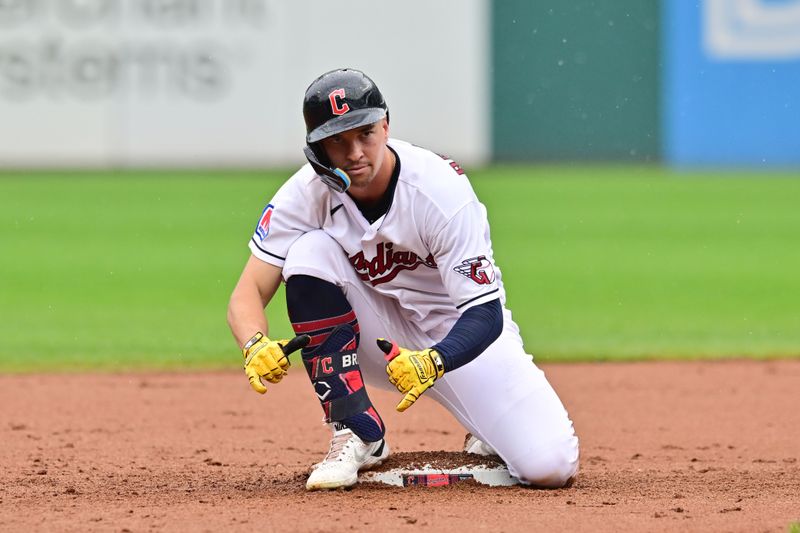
[[329, 88, 350, 116]]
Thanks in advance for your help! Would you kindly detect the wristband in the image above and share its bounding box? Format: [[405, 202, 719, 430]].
[[243, 332, 265, 356], [429, 349, 445, 378]]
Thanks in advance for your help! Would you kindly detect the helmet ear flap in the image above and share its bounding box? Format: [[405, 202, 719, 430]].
[[303, 144, 351, 193], [309, 142, 330, 167]]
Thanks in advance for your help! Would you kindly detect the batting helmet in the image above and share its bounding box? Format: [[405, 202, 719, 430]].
[[301, 69, 389, 192]]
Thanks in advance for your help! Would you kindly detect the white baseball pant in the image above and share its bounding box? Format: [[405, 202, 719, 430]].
[[281, 230, 579, 487]]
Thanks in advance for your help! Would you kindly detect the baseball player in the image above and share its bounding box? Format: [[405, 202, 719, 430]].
[[228, 69, 579, 490]]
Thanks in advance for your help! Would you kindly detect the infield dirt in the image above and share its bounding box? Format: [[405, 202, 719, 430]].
[[2, 360, 799, 532]]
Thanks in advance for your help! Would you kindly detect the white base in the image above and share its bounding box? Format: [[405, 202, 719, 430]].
[[360, 464, 521, 487]]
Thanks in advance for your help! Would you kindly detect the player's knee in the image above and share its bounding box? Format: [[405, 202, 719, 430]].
[[511, 437, 580, 489], [284, 230, 350, 284], [285, 229, 339, 262]]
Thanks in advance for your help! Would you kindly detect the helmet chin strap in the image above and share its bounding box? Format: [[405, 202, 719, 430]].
[[303, 145, 351, 193]]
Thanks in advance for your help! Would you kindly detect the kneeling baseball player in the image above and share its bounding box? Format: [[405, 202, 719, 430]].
[[227, 69, 579, 490]]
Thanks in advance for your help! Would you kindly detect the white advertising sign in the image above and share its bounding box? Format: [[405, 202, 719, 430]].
[[0, 0, 489, 167]]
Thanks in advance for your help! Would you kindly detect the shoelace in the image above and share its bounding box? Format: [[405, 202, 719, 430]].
[[324, 432, 354, 462]]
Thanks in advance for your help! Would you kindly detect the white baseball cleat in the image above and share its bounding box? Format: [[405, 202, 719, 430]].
[[306, 425, 390, 490], [463, 433, 499, 456]]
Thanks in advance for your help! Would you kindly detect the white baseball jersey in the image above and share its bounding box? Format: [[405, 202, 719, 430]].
[[249, 139, 506, 337]]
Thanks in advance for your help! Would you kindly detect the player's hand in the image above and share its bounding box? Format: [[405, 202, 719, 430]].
[[243, 333, 310, 394], [377, 339, 445, 412]]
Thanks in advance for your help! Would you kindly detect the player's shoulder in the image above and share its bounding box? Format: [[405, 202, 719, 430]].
[[285, 163, 326, 188], [278, 163, 333, 200], [390, 139, 468, 179], [390, 139, 477, 213]]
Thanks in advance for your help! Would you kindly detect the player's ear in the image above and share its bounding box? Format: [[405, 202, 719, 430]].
[[380, 118, 389, 138]]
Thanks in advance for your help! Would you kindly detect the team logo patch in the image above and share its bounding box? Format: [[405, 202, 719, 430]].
[[329, 88, 350, 116], [438, 153, 466, 175], [314, 381, 331, 401], [453, 255, 496, 285], [255, 204, 274, 240]]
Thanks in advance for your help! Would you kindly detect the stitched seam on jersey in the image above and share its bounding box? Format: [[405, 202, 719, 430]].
[[455, 289, 500, 310], [250, 237, 286, 261]]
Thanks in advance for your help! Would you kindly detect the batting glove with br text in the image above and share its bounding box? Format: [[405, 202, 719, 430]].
[[377, 339, 445, 412], [243, 333, 310, 394]]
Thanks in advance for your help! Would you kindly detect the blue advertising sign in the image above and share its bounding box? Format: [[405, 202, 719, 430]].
[[663, 0, 800, 167]]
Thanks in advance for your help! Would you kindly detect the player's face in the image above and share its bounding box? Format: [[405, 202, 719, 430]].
[[320, 119, 390, 192]]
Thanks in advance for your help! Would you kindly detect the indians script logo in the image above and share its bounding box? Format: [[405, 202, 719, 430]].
[[349, 242, 437, 286], [453, 255, 496, 285]]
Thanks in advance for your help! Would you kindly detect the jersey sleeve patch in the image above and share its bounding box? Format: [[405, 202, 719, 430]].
[[254, 204, 275, 240], [437, 153, 466, 175], [453, 255, 496, 285]]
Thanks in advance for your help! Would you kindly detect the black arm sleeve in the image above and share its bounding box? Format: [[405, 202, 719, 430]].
[[431, 298, 503, 372]]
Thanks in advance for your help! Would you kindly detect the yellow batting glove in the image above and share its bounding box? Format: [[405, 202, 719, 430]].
[[377, 339, 445, 412], [243, 333, 310, 394]]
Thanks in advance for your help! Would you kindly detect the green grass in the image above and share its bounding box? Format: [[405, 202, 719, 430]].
[[1, 166, 799, 372], [474, 166, 800, 360]]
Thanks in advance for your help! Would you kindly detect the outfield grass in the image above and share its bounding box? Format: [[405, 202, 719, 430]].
[[1, 167, 799, 372]]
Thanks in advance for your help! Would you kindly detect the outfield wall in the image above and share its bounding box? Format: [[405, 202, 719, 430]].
[[492, 1, 661, 162], [1, 0, 799, 168], [663, 0, 800, 167]]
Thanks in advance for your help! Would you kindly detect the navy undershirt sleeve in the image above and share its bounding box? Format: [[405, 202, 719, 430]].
[[431, 298, 503, 372]]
